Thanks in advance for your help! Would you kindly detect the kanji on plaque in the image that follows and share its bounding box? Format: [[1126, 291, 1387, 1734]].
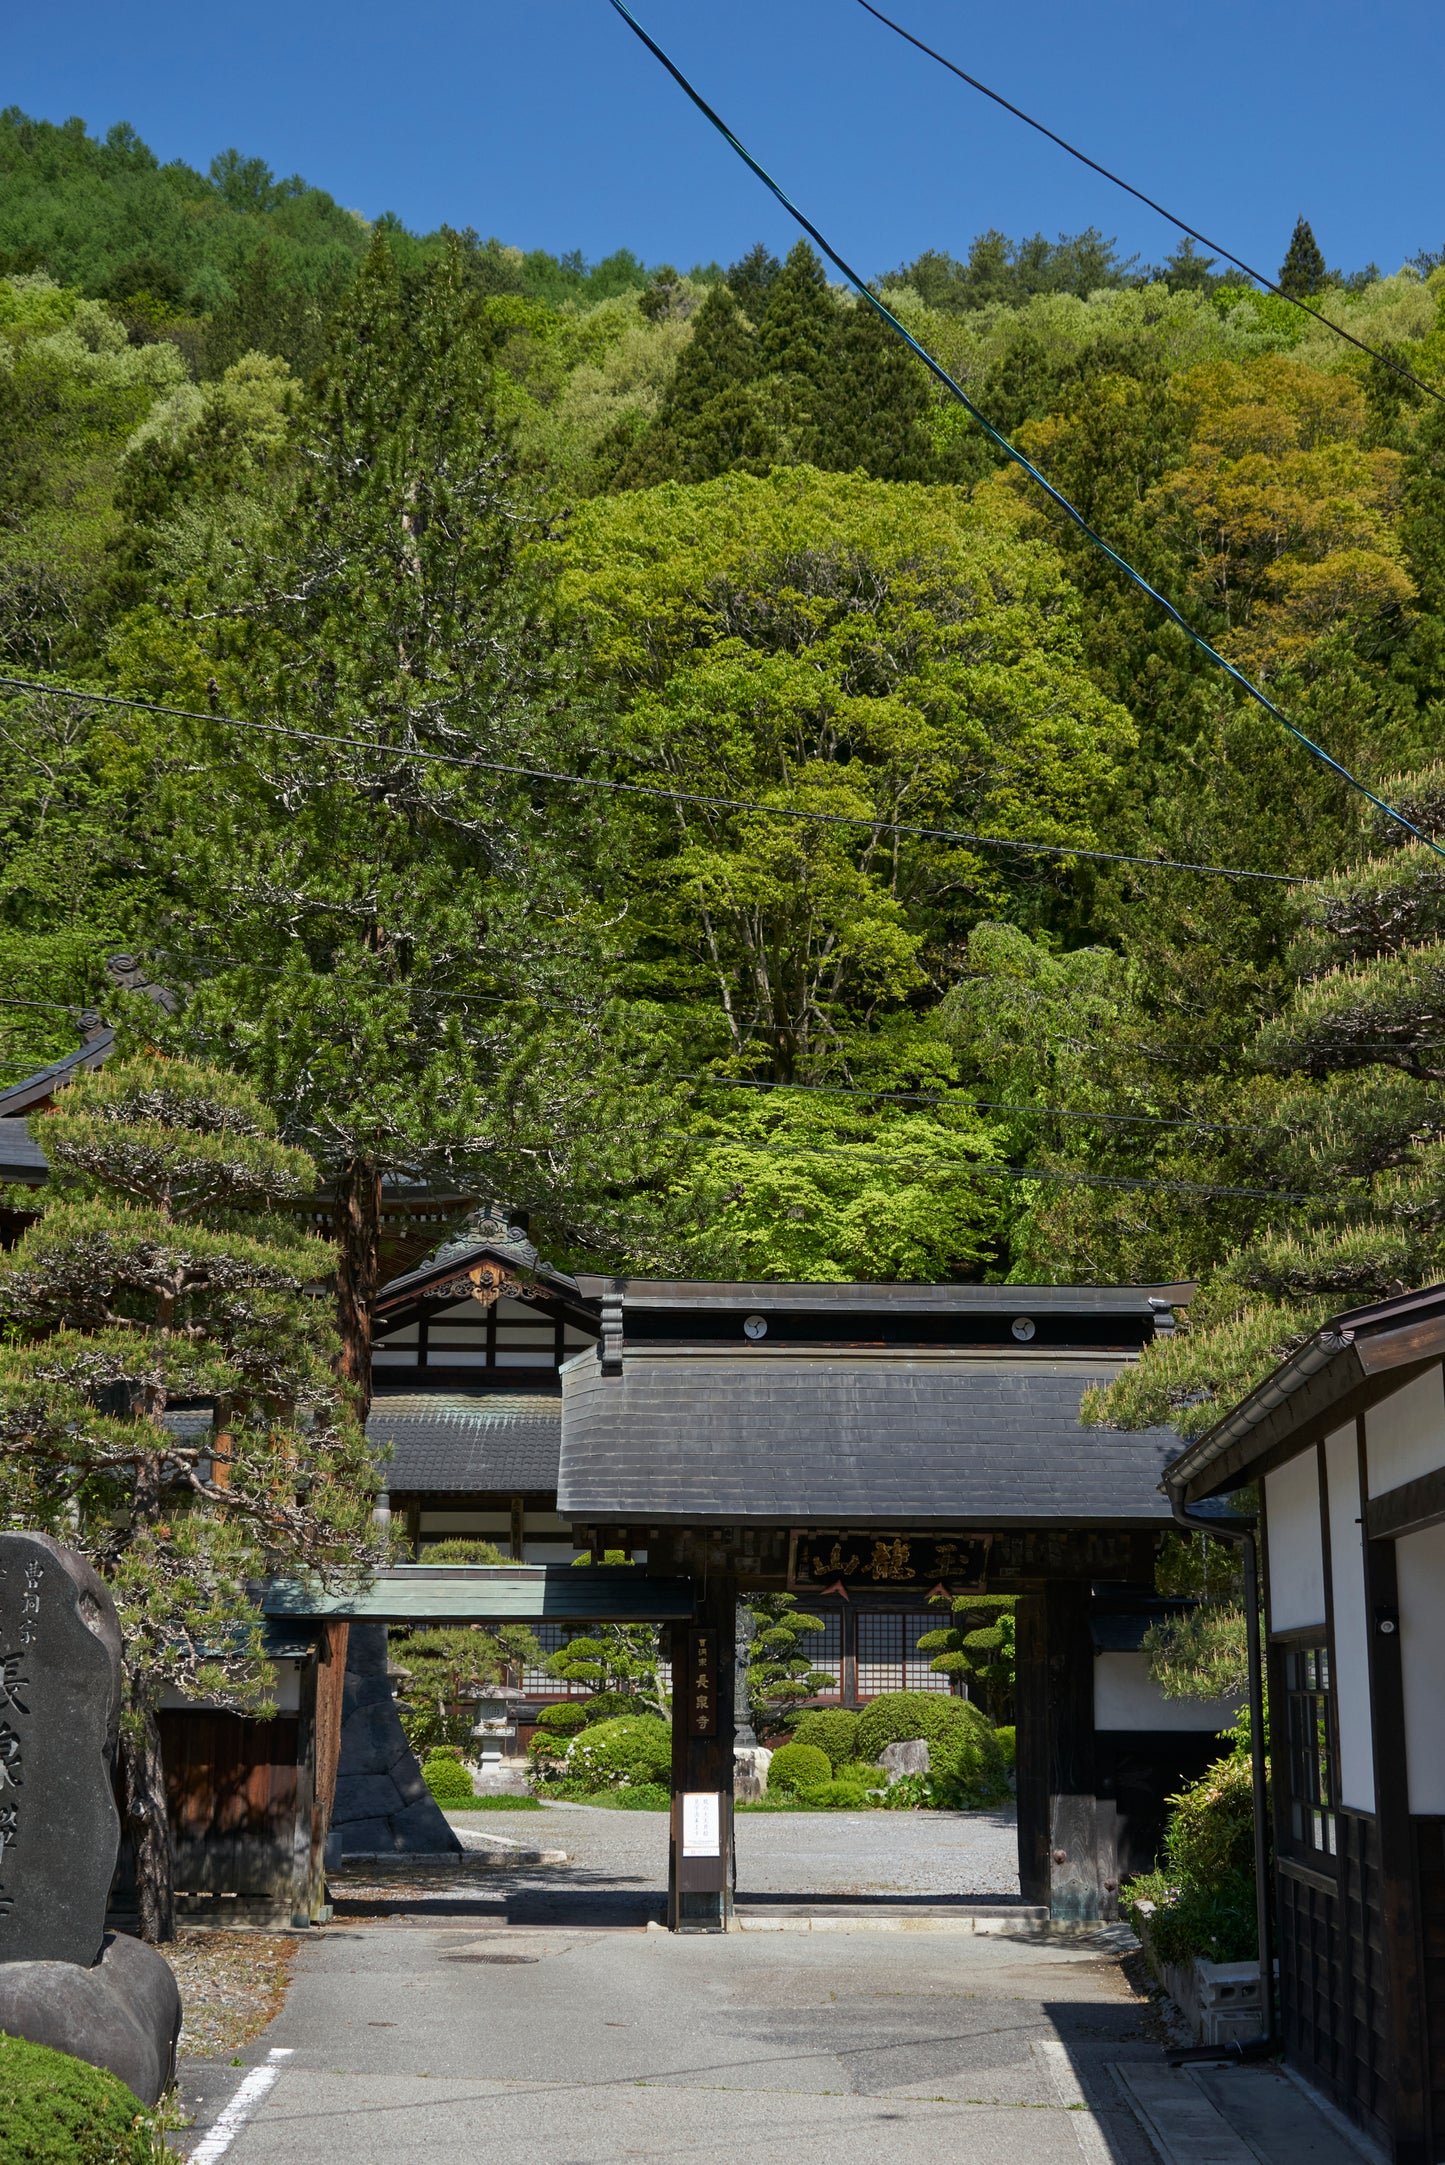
[[689, 1628, 718, 1737]]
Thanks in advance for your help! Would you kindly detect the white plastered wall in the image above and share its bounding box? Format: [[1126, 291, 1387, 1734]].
[[1264, 1447, 1326, 1630], [1323, 1422, 1374, 1812], [1396, 1521, 1445, 1814], [1093, 1651, 1238, 1731], [1364, 1366, 1445, 1496]]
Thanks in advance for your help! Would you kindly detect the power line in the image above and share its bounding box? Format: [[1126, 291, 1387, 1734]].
[[687, 1130, 1364, 1208], [696, 1076, 1268, 1133], [0, 671, 1301, 886], [601, 0, 1445, 868], [855, 0, 1445, 409]]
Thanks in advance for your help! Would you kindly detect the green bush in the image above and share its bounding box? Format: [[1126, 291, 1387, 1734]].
[[1122, 1747, 1261, 1964], [768, 1741, 832, 1794], [590, 1782, 672, 1810], [854, 1692, 1007, 1798], [789, 1708, 860, 1770], [422, 1538, 505, 1563], [580, 1692, 640, 1724], [535, 1702, 588, 1737], [994, 1725, 1016, 1768], [422, 1751, 477, 1806], [566, 1715, 672, 1792], [0, 2036, 166, 2162], [447, 1792, 542, 1810], [796, 1777, 873, 1809]]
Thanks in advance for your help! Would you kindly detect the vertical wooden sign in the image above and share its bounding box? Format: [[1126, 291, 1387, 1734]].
[[688, 1627, 718, 1737]]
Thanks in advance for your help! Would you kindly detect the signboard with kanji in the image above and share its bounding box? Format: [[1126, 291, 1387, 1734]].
[[787, 1531, 991, 1593], [686, 1627, 718, 1736]]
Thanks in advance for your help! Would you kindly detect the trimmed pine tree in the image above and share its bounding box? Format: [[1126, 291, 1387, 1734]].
[[0, 1056, 378, 1941]]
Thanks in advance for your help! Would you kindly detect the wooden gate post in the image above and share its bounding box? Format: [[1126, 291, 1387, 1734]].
[[1015, 1581, 1104, 1922], [668, 1577, 736, 1931]]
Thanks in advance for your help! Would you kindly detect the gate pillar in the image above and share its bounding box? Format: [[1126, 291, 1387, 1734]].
[[667, 1575, 736, 1931], [1016, 1581, 1107, 1922]]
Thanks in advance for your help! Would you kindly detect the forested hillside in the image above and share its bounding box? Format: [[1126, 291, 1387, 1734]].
[[4, 107, 1445, 1420]]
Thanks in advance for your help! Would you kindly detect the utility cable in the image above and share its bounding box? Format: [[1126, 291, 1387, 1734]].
[[855, 0, 1445, 409], [0, 671, 1300, 886], [601, 0, 1445, 866], [696, 1076, 1268, 1132], [684, 1130, 1365, 1208]]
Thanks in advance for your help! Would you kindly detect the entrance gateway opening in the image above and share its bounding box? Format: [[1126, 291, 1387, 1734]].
[[276, 1233, 1234, 1929]]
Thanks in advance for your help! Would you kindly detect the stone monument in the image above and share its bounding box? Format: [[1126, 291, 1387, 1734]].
[[0, 1532, 180, 2105]]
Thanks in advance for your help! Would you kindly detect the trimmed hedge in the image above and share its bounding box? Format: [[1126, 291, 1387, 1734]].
[[566, 1715, 672, 1791], [535, 1702, 588, 1737], [422, 1752, 476, 1806], [768, 1742, 832, 1794], [789, 1708, 859, 1771], [0, 2035, 165, 2163], [855, 1692, 1007, 1798]]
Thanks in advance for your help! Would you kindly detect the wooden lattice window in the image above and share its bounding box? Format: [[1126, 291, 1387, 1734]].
[[1284, 1643, 1338, 1860]]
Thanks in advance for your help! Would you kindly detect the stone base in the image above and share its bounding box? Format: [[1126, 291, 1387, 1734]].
[[326, 1624, 462, 1865], [0, 1932, 182, 2105]]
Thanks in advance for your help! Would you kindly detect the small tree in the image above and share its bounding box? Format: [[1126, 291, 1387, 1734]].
[[391, 1623, 543, 1757], [543, 1625, 670, 1720], [744, 1593, 835, 1730], [0, 1056, 379, 1941], [1278, 217, 1327, 299], [916, 1595, 1017, 1722]]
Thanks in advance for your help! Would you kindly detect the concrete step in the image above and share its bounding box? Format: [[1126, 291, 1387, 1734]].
[[732, 1901, 1049, 1933]]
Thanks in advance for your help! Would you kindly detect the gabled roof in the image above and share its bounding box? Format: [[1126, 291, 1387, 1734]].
[[373, 1210, 597, 1335], [1166, 1280, 1445, 1505], [0, 1029, 115, 1123]]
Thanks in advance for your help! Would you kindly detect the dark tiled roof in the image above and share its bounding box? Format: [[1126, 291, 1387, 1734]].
[[582, 1278, 1192, 1314], [558, 1351, 1179, 1527], [368, 1389, 562, 1493], [0, 1119, 49, 1184]]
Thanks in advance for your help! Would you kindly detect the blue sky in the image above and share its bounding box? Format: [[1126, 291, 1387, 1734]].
[[14, 0, 1444, 281]]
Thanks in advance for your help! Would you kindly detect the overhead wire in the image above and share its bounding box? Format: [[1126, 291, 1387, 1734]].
[[695, 1076, 1269, 1133], [0, 670, 1301, 886], [600, 0, 1445, 867], [854, 0, 1445, 410]]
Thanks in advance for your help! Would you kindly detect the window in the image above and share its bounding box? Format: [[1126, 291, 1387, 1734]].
[[802, 1611, 842, 1697], [857, 1612, 951, 1698], [1284, 1643, 1338, 1858]]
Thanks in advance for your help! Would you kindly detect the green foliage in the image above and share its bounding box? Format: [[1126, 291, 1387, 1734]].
[[0, 2034, 167, 2163], [1123, 1744, 1261, 1964], [543, 1629, 669, 1719], [787, 1708, 860, 1770], [534, 1701, 589, 1737], [584, 1781, 672, 1810], [854, 1692, 1008, 1799], [793, 1776, 875, 1809], [1143, 1604, 1250, 1704], [447, 1792, 542, 1810], [766, 1741, 833, 1794], [420, 1539, 506, 1563], [915, 1595, 1017, 1720], [392, 1622, 542, 1756], [744, 1594, 835, 1724], [422, 1751, 477, 1806], [562, 1715, 672, 1793], [994, 1726, 1016, 1768]]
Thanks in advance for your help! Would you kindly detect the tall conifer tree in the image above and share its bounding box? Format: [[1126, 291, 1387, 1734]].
[[1278, 217, 1327, 299]]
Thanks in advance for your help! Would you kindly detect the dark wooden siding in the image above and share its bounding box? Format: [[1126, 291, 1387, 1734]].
[[162, 1712, 300, 1898], [1277, 1813, 1391, 2149], [1418, 1819, 1445, 2156]]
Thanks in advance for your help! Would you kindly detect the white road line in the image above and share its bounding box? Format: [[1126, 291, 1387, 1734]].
[[189, 2047, 294, 2163], [1035, 2038, 1115, 2165]]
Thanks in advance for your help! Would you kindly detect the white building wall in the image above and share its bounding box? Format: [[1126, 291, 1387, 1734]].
[[1396, 1521, 1445, 1814], [1093, 1650, 1239, 1731], [1323, 1422, 1375, 1812], [1265, 1447, 1326, 1629], [1364, 1367, 1445, 1497]]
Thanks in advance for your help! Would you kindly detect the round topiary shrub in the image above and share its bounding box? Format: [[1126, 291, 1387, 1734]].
[[579, 1692, 638, 1724], [0, 2035, 164, 2162], [789, 1708, 860, 1771], [535, 1702, 588, 1737], [567, 1715, 672, 1792], [422, 1751, 477, 1806], [768, 1741, 832, 1794], [855, 1692, 1007, 1799]]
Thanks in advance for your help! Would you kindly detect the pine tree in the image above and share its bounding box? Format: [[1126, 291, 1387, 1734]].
[[1089, 766, 1445, 1440], [756, 240, 837, 383], [743, 1593, 835, 1725], [136, 234, 668, 1401], [725, 242, 782, 324], [0, 1057, 377, 1940], [916, 1595, 1017, 1721], [823, 299, 935, 481], [1278, 217, 1327, 299]]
